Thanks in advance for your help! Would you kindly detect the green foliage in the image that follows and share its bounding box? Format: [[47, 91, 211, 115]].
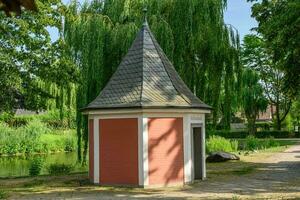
[[29, 158, 44, 176], [250, 0, 300, 97], [47, 163, 73, 175], [0, 190, 8, 200], [208, 130, 249, 139], [242, 136, 279, 151], [208, 129, 292, 139], [0, 110, 76, 129], [206, 136, 238, 153], [243, 136, 259, 151], [0, 120, 77, 155], [40, 109, 76, 129], [0, 0, 78, 113], [242, 34, 292, 131], [256, 122, 272, 130], [256, 130, 291, 139], [241, 69, 268, 135]]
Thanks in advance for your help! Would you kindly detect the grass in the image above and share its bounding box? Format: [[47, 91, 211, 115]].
[[232, 166, 256, 175]]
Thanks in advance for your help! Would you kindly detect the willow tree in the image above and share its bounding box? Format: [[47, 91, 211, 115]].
[[64, 0, 241, 162]]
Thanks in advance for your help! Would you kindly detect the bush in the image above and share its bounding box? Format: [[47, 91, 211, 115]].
[[241, 136, 280, 151], [256, 122, 272, 131], [47, 164, 73, 175], [0, 121, 77, 155], [256, 130, 291, 138], [0, 190, 8, 199], [29, 158, 44, 176], [40, 109, 76, 129], [244, 136, 260, 151], [207, 130, 248, 138], [261, 137, 279, 149], [206, 136, 238, 153], [208, 129, 293, 139], [0, 112, 35, 127]]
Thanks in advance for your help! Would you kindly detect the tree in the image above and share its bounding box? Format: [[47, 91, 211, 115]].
[[242, 34, 292, 130], [0, 0, 37, 16], [241, 69, 268, 135], [290, 97, 300, 131], [0, 0, 78, 113], [249, 0, 300, 97]]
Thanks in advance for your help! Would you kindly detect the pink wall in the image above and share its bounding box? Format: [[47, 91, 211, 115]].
[[99, 118, 139, 185], [148, 117, 184, 185]]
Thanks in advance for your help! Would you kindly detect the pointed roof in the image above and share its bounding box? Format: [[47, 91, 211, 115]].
[[84, 21, 211, 111]]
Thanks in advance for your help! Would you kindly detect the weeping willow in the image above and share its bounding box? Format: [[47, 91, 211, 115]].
[[64, 0, 241, 162]]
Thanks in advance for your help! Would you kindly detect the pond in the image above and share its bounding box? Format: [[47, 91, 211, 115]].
[[0, 152, 88, 177]]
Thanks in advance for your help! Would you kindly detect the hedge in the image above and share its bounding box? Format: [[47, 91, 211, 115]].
[[207, 130, 296, 139]]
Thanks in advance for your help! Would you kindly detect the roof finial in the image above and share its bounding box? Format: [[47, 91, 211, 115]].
[[143, 7, 148, 25]]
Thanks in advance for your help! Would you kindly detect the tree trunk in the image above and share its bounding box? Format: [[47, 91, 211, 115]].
[[248, 117, 256, 136], [275, 102, 281, 130]]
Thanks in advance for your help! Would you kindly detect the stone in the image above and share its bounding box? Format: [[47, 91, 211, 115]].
[[206, 151, 240, 162]]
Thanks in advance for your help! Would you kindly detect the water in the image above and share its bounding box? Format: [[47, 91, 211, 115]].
[[0, 152, 88, 177]]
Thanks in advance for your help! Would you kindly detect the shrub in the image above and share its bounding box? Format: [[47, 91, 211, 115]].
[[255, 122, 273, 131], [40, 109, 76, 129], [206, 136, 238, 153], [207, 130, 248, 139], [0, 121, 76, 155], [0, 190, 8, 199], [261, 137, 279, 149], [244, 135, 260, 151], [208, 129, 293, 139], [47, 164, 73, 175], [64, 137, 76, 152], [241, 136, 280, 151], [24, 119, 50, 138], [256, 130, 291, 138], [0, 112, 36, 127], [29, 158, 44, 176]]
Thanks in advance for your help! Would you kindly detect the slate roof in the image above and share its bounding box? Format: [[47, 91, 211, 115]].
[[84, 21, 211, 111]]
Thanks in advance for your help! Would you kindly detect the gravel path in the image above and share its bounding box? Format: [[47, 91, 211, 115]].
[[9, 143, 300, 200]]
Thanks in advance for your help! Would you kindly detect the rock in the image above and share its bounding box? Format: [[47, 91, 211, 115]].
[[206, 151, 240, 162]]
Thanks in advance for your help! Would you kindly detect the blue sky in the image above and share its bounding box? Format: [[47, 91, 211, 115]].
[[49, 0, 257, 43], [224, 0, 257, 40]]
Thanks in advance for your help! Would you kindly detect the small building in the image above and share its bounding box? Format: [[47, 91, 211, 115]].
[[83, 18, 211, 187]]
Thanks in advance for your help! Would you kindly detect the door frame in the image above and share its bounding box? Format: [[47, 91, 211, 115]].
[[190, 123, 205, 181]]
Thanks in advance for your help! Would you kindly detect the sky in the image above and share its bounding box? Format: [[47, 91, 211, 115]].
[[224, 0, 258, 41], [49, 0, 257, 43]]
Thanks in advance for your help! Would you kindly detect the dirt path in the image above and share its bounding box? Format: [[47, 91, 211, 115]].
[[7, 143, 300, 200]]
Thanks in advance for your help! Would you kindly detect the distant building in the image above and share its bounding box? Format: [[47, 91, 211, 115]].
[[257, 104, 276, 122]]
